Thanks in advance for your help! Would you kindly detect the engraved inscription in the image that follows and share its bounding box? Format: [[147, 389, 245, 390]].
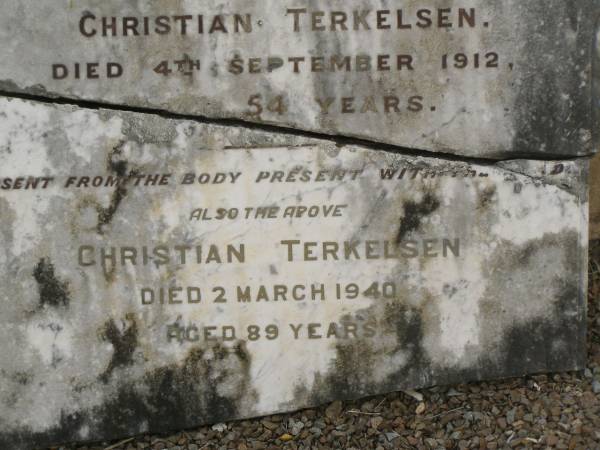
[[0, 0, 596, 157]]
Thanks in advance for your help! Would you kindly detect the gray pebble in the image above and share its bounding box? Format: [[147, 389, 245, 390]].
[[385, 432, 400, 442], [506, 408, 516, 424], [291, 421, 304, 436]]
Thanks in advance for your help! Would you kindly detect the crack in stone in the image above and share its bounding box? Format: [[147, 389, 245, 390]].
[[0, 90, 593, 166]]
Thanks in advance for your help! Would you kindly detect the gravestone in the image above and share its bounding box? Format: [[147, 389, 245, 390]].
[[0, 0, 598, 158], [0, 1, 598, 449], [0, 98, 590, 449]]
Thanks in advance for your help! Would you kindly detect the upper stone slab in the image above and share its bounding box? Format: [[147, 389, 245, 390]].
[[0, 1, 599, 159]]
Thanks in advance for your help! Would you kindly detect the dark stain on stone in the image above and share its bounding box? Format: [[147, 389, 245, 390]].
[[511, 1, 593, 156], [73, 196, 118, 282], [33, 258, 69, 308], [108, 140, 128, 176], [110, 160, 128, 178], [0, 341, 256, 450], [396, 193, 440, 244], [10, 371, 32, 386], [2, 234, 585, 449], [439, 275, 584, 388], [96, 183, 129, 234], [441, 231, 587, 385], [95, 345, 245, 437], [436, 268, 586, 384], [295, 302, 428, 406], [477, 185, 496, 210], [104, 341, 254, 440], [99, 317, 139, 382], [497, 282, 584, 376], [0, 79, 53, 98], [293, 231, 585, 411], [514, 239, 537, 266], [486, 232, 585, 375], [96, 141, 138, 234]]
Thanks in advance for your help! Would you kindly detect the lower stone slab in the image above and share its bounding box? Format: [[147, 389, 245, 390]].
[[0, 97, 588, 449]]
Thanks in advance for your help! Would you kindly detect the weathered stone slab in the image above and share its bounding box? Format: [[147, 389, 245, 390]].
[[0, 97, 588, 449], [0, 1, 598, 158]]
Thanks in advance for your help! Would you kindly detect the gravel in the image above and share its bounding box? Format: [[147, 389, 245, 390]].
[[49, 246, 600, 450]]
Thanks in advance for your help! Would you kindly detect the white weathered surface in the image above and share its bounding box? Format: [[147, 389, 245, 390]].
[[0, 0, 598, 158], [0, 98, 588, 449]]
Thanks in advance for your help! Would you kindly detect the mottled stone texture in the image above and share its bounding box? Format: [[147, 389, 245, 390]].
[[0, 1, 598, 158], [0, 98, 589, 449]]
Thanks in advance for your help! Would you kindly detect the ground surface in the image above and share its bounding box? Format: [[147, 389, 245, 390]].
[[52, 245, 600, 450]]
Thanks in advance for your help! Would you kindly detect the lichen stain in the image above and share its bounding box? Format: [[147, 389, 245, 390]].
[[95, 141, 138, 235], [477, 185, 497, 210], [0, 341, 257, 450], [99, 340, 256, 434], [396, 192, 440, 243], [99, 317, 139, 382], [68, 142, 139, 261], [0, 79, 52, 97], [477, 231, 585, 375], [95, 183, 129, 235], [11, 371, 33, 386], [416, 232, 585, 385], [293, 301, 429, 407], [33, 258, 70, 308], [292, 230, 585, 410], [121, 114, 177, 145], [511, 1, 592, 155]]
